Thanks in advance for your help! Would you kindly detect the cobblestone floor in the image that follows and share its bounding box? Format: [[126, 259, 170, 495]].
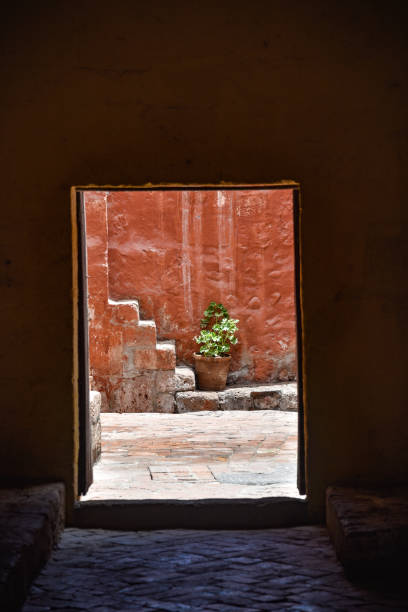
[[82, 411, 300, 501], [23, 526, 408, 611]]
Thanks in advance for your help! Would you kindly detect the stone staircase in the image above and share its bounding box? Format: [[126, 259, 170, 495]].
[[94, 298, 297, 414], [105, 298, 195, 412], [109, 298, 176, 372]]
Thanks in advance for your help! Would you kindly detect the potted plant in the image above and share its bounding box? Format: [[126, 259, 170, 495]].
[[194, 301, 239, 391]]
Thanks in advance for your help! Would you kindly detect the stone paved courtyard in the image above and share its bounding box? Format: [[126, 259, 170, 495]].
[[82, 411, 300, 501], [23, 527, 408, 611]]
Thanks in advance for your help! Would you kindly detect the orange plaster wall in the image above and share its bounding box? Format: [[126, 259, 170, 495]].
[[91, 188, 296, 384]]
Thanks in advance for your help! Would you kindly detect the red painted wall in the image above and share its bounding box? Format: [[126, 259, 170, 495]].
[[106, 189, 296, 382]]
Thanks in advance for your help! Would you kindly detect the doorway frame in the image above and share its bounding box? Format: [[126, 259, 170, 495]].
[[71, 182, 307, 521]]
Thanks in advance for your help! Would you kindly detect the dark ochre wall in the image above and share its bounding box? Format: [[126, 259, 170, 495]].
[[1, 1, 407, 517]]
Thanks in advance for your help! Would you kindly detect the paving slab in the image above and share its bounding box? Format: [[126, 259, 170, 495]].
[[82, 410, 300, 501]]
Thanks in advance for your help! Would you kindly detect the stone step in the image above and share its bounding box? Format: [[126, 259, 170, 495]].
[[155, 340, 176, 371], [174, 366, 196, 392], [175, 382, 297, 413], [125, 341, 176, 373], [108, 298, 140, 325], [123, 320, 157, 348], [326, 485, 408, 578], [176, 391, 219, 413], [157, 366, 196, 394]]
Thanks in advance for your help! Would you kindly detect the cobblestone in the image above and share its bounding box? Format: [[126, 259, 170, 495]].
[[82, 411, 300, 501], [23, 526, 408, 611]]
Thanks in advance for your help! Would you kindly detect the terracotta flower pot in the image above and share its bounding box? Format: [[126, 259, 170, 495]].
[[193, 353, 231, 391]]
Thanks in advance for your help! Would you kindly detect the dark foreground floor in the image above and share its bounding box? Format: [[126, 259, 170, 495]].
[[23, 526, 408, 611]]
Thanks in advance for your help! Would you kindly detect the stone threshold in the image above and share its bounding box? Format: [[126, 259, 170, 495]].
[[0, 483, 65, 611], [72, 496, 308, 530], [176, 381, 297, 412]]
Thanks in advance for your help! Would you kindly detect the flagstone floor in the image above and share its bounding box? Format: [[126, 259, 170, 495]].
[[23, 526, 408, 611], [82, 410, 301, 501]]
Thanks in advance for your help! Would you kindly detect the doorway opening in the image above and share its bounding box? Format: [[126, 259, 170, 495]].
[[74, 185, 306, 510]]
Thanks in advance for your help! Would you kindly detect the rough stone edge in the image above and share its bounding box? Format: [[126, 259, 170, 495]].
[[0, 483, 65, 611], [175, 390, 219, 413], [326, 485, 408, 577]]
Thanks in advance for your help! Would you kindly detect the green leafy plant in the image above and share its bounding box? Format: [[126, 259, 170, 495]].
[[194, 301, 239, 357]]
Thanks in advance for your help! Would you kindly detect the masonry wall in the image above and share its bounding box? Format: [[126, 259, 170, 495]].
[[1, 1, 407, 518], [87, 188, 296, 396]]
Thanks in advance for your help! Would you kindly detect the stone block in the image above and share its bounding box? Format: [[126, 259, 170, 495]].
[[155, 370, 175, 393], [110, 376, 156, 412], [249, 383, 297, 411], [123, 320, 157, 347], [132, 348, 158, 370], [175, 391, 219, 413], [326, 485, 408, 577], [155, 392, 175, 413], [155, 342, 176, 370], [156, 367, 196, 393], [279, 383, 298, 411], [251, 387, 281, 410], [218, 388, 253, 410], [109, 299, 140, 325], [174, 366, 196, 391]]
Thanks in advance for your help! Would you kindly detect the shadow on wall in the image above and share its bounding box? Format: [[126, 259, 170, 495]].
[[85, 189, 297, 410]]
